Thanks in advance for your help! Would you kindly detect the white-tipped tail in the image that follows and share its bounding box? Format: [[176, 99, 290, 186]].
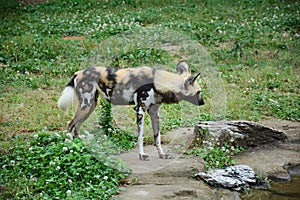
[[57, 86, 76, 111]]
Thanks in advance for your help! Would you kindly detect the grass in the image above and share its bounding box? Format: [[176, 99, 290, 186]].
[[0, 0, 299, 199]]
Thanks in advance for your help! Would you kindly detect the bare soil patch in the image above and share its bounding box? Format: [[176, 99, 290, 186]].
[[63, 36, 86, 41]]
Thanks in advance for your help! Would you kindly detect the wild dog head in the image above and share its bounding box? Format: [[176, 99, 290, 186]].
[[176, 60, 204, 106]]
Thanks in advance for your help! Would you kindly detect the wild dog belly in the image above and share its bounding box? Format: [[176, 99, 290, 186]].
[[109, 86, 136, 105]]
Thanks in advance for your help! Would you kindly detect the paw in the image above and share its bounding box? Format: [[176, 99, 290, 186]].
[[159, 153, 173, 159], [139, 153, 150, 161]]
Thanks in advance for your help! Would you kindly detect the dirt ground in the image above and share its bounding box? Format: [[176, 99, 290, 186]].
[[113, 120, 300, 200]]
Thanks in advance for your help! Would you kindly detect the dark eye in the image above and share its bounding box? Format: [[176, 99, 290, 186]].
[[196, 91, 201, 95]]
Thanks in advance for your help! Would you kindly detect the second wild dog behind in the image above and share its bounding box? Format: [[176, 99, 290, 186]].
[[58, 60, 205, 160]]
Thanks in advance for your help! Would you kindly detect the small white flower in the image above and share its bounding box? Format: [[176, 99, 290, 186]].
[[10, 160, 15, 165], [65, 138, 72, 143], [54, 132, 60, 137], [56, 166, 61, 170], [230, 146, 235, 151], [103, 176, 108, 180], [66, 190, 72, 196], [248, 78, 255, 83], [62, 147, 68, 152], [33, 134, 38, 139]]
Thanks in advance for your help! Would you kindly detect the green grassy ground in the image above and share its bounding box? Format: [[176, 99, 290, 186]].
[[0, 0, 299, 199]]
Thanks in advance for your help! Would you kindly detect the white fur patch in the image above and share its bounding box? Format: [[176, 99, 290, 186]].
[[57, 86, 76, 111], [133, 93, 138, 105], [143, 89, 156, 107], [133, 89, 156, 108], [79, 81, 98, 109], [105, 88, 112, 101], [137, 106, 145, 155], [122, 87, 134, 102]]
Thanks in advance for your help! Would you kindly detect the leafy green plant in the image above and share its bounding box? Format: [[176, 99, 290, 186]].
[[201, 142, 244, 170], [187, 138, 244, 170], [98, 99, 136, 151], [0, 131, 129, 199]]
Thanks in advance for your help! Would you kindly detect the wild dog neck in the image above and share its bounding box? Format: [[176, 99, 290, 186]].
[[153, 69, 186, 103]]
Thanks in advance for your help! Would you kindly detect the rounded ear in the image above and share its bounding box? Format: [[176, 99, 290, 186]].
[[184, 72, 201, 88], [176, 60, 191, 75]]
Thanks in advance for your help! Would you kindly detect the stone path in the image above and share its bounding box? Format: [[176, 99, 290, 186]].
[[114, 128, 240, 200], [113, 120, 300, 200]]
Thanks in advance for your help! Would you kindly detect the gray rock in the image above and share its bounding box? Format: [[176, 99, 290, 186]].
[[193, 121, 288, 149], [268, 173, 291, 182], [194, 165, 256, 191], [284, 163, 300, 176]]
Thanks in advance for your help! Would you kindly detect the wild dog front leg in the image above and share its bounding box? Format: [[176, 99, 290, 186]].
[[148, 104, 172, 159], [135, 105, 149, 161]]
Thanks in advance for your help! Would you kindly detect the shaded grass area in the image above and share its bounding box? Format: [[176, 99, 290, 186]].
[[0, 0, 299, 199]]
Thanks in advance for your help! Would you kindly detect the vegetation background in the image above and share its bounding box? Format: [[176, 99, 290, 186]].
[[0, 0, 299, 199]]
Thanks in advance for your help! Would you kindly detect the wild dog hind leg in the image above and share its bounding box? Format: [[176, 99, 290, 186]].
[[135, 105, 149, 161], [68, 82, 98, 139], [67, 103, 96, 139], [148, 104, 172, 159]]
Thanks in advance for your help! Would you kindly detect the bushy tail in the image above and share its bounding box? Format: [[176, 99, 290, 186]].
[[57, 75, 77, 111]]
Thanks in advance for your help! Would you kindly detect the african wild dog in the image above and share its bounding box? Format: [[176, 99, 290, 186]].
[[58, 60, 204, 160]]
